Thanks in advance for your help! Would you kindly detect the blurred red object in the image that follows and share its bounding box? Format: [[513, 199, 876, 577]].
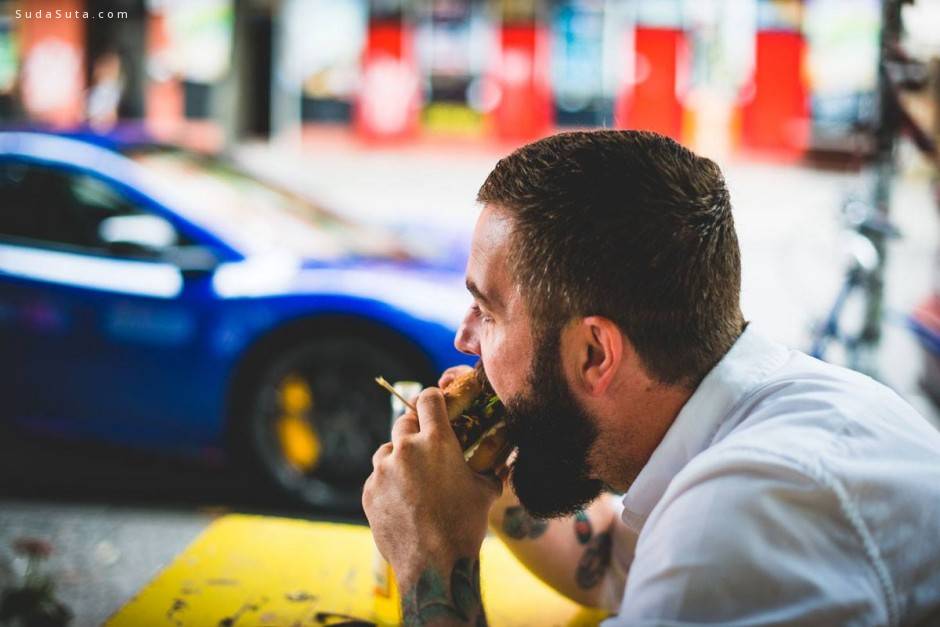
[[355, 20, 421, 142], [739, 30, 810, 159], [489, 23, 553, 142], [913, 295, 940, 334], [617, 27, 688, 141]]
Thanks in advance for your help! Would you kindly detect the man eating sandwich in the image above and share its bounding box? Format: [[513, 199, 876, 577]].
[[362, 130, 940, 626]]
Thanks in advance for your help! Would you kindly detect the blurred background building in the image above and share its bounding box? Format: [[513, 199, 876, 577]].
[[0, 0, 909, 160]]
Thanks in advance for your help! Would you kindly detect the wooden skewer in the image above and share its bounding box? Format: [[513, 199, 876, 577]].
[[374, 376, 418, 413]]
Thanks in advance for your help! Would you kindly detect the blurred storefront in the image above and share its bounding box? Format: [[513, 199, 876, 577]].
[[12, 0, 91, 127], [417, 0, 487, 135], [145, 0, 236, 149], [274, 0, 363, 131], [551, 0, 609, 127], [0, 0, 237, 149], [0, 0, 886, 161]]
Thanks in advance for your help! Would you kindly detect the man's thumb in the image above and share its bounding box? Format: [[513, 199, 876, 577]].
[[416, 387, 448, 436]]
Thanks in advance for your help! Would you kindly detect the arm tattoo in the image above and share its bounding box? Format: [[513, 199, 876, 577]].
[[575, 531, 612, 589], [401, 557, 487, 626], [573, 510, 592, 545], [502, 506, 549, 540]]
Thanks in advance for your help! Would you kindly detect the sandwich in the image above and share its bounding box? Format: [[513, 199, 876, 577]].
[[442, 365, 512, 473], [375, 364, 512, 473]]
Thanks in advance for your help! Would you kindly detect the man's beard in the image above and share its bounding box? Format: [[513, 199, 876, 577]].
[[501, 331, 605, 519]]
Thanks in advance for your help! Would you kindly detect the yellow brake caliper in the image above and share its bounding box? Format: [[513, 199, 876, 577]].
[[276, 374, 321, 472]]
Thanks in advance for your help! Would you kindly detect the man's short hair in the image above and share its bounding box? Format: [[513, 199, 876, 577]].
[[477, 130, 744, 387]]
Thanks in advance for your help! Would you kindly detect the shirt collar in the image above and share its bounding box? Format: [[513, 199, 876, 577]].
[[619, 323, 790, 532]]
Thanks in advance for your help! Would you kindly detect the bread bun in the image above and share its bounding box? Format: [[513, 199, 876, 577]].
[[442, 366, 512, 473], [442, 369, 484, 421]]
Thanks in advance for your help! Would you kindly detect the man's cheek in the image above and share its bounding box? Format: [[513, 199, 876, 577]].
[[491, 353, 526, 400], [487, 371, 507, 403], [480, 354, 507, 399]]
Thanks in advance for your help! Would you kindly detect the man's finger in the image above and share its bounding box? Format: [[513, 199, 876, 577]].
[[438, 365, 474, 388], [371, 441, 393, 468], [416, 387, 448, 436], [391, 412, 419, 446]]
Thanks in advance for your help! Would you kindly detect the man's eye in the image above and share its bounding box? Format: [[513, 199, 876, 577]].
[[471, 303, 494, 324]]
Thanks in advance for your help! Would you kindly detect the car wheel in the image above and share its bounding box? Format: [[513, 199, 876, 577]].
[[244, 335, 426, 511]]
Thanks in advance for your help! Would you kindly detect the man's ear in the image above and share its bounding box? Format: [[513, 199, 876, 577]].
[[565, 316, 623, 396]]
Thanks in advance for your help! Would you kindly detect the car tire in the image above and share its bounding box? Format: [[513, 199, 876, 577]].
[[240, 334, 429, 511]]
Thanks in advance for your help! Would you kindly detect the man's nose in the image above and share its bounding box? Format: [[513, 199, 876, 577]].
[[454, 311, 480, 356]]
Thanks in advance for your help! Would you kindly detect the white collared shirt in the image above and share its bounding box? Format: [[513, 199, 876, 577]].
[[600, 324, 940, 626]]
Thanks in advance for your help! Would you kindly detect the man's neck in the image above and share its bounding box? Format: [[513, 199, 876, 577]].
[[597, 322, 748, 493], [592, 379, 695, 494]]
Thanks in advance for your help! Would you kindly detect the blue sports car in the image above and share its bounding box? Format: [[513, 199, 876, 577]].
[[0, 131, 473, 509]]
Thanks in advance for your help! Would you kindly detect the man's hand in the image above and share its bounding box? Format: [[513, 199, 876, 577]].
[[362, 387, 501, 625]]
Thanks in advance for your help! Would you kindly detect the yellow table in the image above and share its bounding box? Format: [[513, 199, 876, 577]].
[[107, 514, 608, 626]]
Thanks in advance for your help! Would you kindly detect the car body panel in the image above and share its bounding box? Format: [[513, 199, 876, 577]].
[[0, 132, 473, 460]]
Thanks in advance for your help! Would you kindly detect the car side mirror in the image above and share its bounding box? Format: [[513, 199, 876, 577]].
[[99, 214, 220, 279]]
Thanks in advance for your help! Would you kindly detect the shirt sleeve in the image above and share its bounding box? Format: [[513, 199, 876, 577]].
[[597, 493, 638, 612], [603, 447, 892, 627]]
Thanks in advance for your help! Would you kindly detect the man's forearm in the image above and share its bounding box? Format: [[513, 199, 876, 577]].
[[399, 556, 488, 627], [489, 492, 618, 608]]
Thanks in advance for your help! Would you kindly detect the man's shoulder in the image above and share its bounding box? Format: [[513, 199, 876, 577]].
[[740, 350, 913, 420], [716, 350, 939, 462], [679, 350, 940, 506], [648, 348, 940, 557]]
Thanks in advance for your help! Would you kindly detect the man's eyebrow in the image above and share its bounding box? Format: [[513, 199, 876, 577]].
[[466, 279, 498, 309]]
